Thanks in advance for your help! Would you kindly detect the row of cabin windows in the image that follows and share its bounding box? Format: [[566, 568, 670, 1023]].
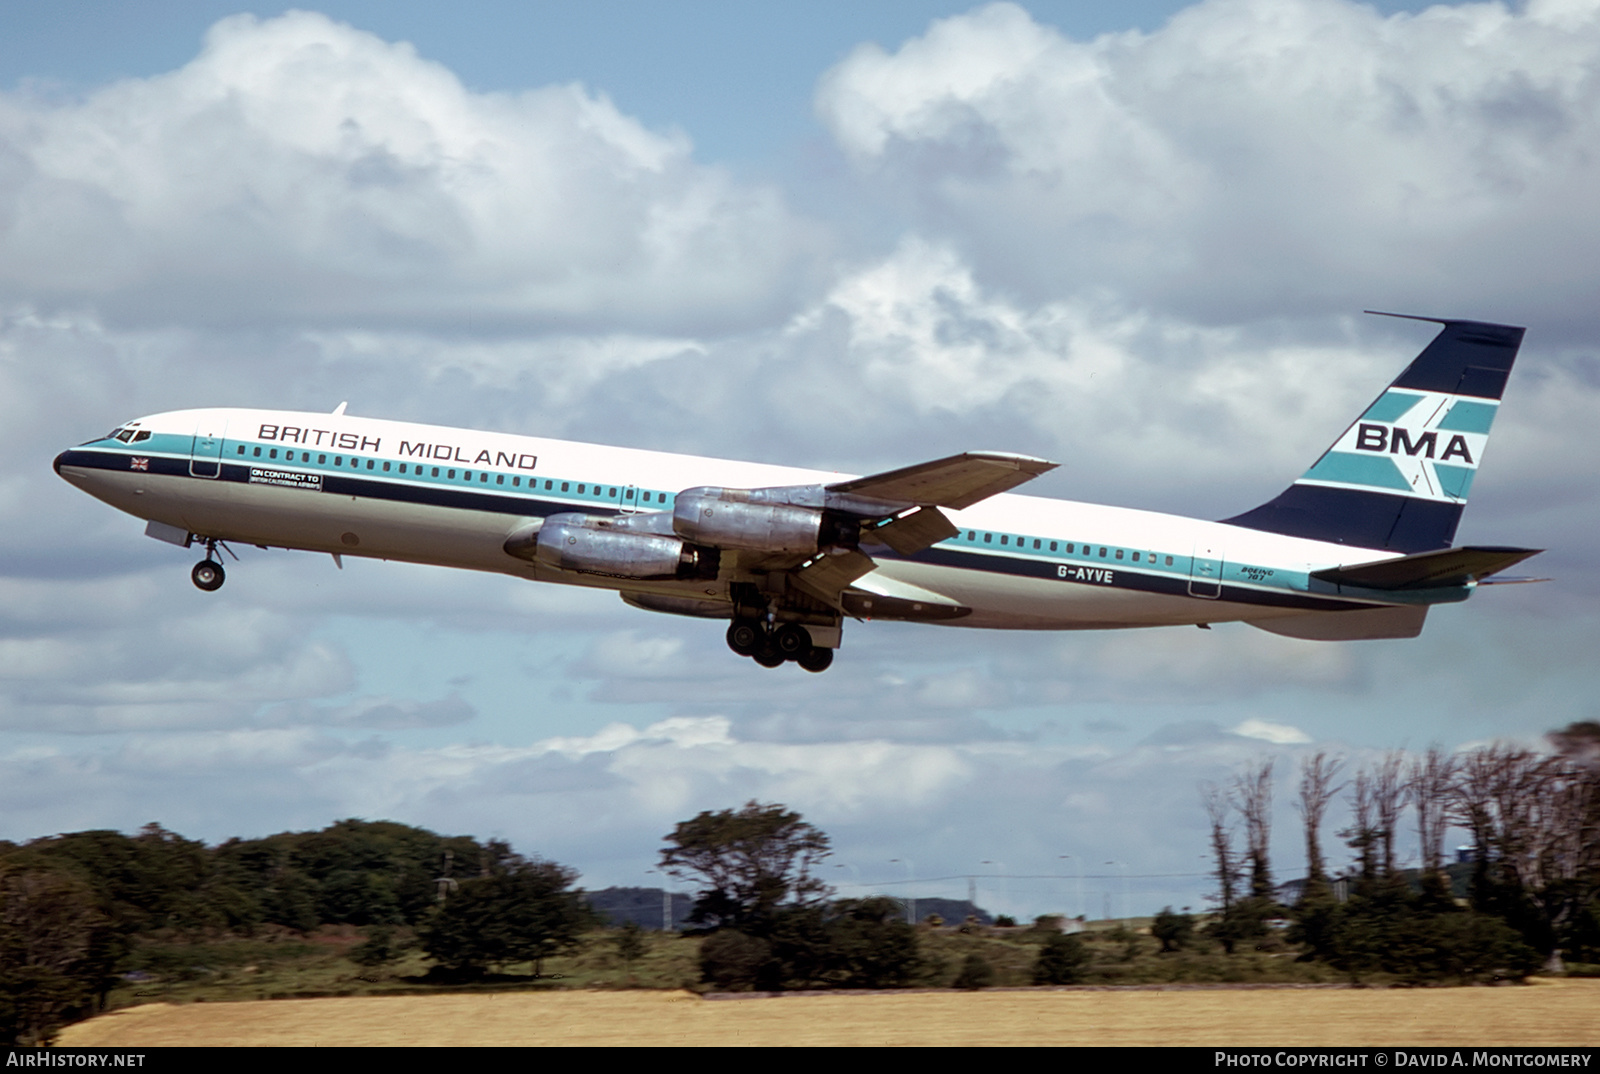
[[963, 529, 1175, 567], [235, 444, 671, 504]]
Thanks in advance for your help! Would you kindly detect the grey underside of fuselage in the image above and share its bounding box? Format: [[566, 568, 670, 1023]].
[[63, 464, 1301, 631], [869, 558, 1298, 630]]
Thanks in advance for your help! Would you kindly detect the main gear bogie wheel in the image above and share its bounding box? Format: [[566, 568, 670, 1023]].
[[796, 646, 834, 673], [726, 620, 762, 656], [773, 623, 811, 657]]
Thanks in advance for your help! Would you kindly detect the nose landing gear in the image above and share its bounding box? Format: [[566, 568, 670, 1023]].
[[725, 618, 836, 673], [189, 538, 235, 592], [191, 559, 225, 591]]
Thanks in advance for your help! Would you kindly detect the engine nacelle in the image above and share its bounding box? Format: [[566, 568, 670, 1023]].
[[528, 513, 718, 580], [673, 487, 858, 554]]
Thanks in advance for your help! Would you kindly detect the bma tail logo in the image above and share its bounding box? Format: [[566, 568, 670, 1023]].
[[1297, 390, 1497, 503], [1353, 424, 1474, 465]]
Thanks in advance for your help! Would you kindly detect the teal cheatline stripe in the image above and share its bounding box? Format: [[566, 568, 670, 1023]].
[[1361, 390, 1424, 424], [1435, 399, 1497, 434], [1301, 451, 1412, 491], [1433, 462, 1475, 500]]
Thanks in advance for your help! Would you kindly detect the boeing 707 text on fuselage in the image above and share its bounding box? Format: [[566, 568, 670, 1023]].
[[54, 316, 1540, 672]]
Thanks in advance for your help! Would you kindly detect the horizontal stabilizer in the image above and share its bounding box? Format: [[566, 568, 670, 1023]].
[[1312, 545, 1542, 590], [829, 452, 1056, 510]]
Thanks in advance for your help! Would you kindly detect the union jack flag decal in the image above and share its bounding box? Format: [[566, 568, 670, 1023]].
[[130, 457, 149, 471]]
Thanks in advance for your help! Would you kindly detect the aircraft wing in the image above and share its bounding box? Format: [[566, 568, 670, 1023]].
[[827, 451, 1057, 511]]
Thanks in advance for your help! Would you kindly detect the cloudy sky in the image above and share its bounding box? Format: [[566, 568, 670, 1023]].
[[3, 0, 1597, 921]]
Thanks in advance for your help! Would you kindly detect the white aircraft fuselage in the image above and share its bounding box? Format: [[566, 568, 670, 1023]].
[[53, 316, 1539, 671]]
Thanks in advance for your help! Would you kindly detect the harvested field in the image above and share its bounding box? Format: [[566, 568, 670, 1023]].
[[56, 978, 1600, 1047]]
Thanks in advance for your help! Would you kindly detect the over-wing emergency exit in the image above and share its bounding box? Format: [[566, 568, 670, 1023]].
[[54, 315, 1541, 672]]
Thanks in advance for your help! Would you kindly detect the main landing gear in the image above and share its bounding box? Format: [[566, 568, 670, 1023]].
[[189, 538, 234, 592], [726, 619, 835, 673]]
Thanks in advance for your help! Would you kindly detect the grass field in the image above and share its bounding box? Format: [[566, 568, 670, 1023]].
[[56, 978, 1600, 1047]]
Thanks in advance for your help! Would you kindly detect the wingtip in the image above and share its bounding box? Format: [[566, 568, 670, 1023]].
[[969, 451, 1059, 473]]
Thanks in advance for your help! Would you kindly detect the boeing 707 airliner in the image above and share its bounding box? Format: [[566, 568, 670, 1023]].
[[54, 315, 1540, 672]]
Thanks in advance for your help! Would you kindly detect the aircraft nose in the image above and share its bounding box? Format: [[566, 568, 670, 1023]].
[[53, 451, 66, 476]]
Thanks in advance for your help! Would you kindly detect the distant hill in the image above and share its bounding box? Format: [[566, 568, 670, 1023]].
[[587, 887, 695, 930], [584, 889, 992, 929]]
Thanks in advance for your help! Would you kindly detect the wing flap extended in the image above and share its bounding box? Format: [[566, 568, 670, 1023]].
[[788, 550, 877, 611], [1311, 545, 1542, 590], [864, 505, 960, 556], [828, 451, 1057, 511]]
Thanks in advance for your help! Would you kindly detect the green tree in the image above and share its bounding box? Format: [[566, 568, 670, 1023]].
[[421, 858, 593, 976], [951, 952, 995, 990], [697, 897, 921, 992], [660, 801, 831, 930], [349, 924, 403, 969], [819, 897, 921, 988], [699, 929, 773, 991], [615, 921, 647, 970], [1151, 906, 1195, 953], [1032, 932, 1090, 984], [0, 868, 112, 1045]]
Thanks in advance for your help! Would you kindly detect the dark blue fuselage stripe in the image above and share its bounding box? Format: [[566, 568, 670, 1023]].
[[58, 448, 1374, 614]]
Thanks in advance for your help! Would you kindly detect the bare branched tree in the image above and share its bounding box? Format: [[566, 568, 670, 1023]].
[[1201, 781, 1238, 916], [1447, 742, 1600, 969], [1234, 760, 1276, 900], [1295, 751, 1344, 890], [1342, 767, 1378, 891], [1408, 746, 1455, 879], [1371, 750, 1407, 878]]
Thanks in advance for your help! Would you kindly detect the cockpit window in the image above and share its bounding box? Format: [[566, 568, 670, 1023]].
[[98, 422, 145, 444]]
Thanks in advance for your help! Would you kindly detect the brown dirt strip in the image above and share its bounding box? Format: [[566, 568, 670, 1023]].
[[56, 978, 1600, 1047]]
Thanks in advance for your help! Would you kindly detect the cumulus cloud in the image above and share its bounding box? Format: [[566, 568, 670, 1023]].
[[0, 11, 817, 333], [817, 0, 1600, 329]]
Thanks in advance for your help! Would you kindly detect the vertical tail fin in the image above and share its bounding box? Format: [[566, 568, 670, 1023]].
[[1223, 315, 1524, 553]]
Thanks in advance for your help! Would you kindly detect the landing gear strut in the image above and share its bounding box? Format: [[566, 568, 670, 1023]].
[[190, 538, 231, 592], [725, 618, 835, 673]]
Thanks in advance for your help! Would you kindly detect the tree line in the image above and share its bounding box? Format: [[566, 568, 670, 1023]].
[[0, 818, 592, 1043], [1200, 721, 1600, 982]]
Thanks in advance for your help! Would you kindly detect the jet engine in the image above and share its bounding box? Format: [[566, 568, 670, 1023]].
[[672, 487, 860, 554], [512, 513, 719, 580]]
